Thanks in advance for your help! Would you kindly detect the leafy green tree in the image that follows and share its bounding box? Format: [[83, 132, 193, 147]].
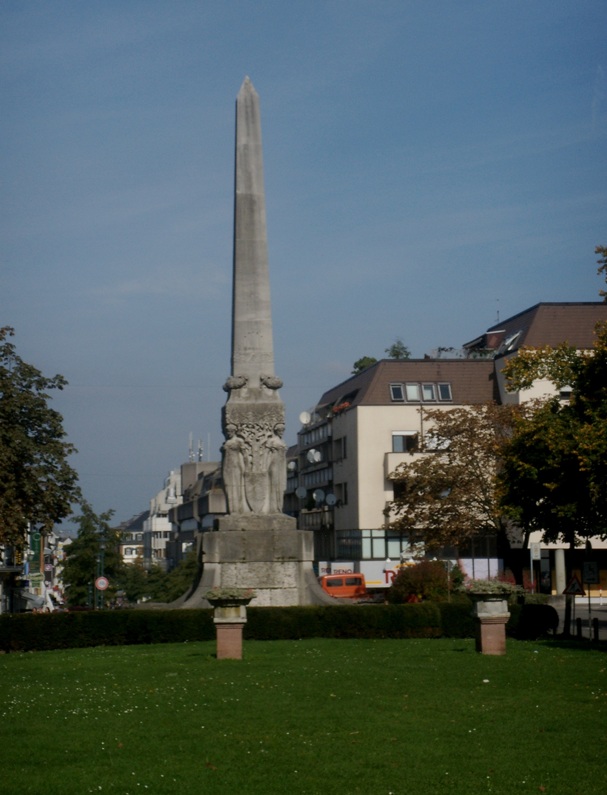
[[500, 322, 607, 545], [500, 317, 607, 634], [116, 559, 149, 603], [385, 338, 411, 360], [388, 403, 517, 551], [146, 551, 200, 603], [0, 327, 80, 547], [62, 503, 123, 607], [351, 356, 377, 375], [386, 559, 464, 603], [597, 245, 607, 302]]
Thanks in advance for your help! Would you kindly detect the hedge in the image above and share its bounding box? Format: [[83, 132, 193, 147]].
[[0, 598, 559, 653]]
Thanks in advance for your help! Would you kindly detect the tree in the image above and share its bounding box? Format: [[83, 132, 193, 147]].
[[388, 404, 518, 551], [146, 550, 200, 603], [386, 559, 464, 603], [351, 356, 377, 375], [0, 327, 80, 547], [500, 321, 607, 545], [597, 245, 607, 302], [62, 503, 123, 607], [385, 338, 411, 360]]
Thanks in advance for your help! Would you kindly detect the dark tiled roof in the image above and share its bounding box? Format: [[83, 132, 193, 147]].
[[317, 358, 497, 409], [478, 303, 607, 355], [118, 510, 149, 531]]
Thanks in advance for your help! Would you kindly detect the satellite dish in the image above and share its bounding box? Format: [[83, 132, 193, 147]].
[[299, 411, 311, 425], [325, 493, 337, 506], [313, 450, 322, 462], [313, 489, 325, 503], [295, 486, 307, 499], [287, 461, 297, 471], [307, 449, 318, 463]]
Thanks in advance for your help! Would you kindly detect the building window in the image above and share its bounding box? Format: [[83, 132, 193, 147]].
[[361, 529, 410, 560], [333, 436, 347, 460], [405, 383, 421, 402], [336, 530, 362, 559], [422, 383, 436, 401], [390, 383, 405, 402], [392, 432, 418, 453], [437, 383, 452, 401], [335, 482, 348, 506]]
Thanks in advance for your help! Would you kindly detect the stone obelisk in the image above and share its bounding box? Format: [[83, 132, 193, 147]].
[[219, 77, 295, 530], [181, 78, 332, 607]]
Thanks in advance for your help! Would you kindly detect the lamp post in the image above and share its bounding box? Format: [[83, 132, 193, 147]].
[[96, 537, 106, 609]]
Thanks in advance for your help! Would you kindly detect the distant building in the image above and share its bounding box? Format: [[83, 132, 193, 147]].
[[292, 302, 607, 592], [142, 469, 182, 571], [118, 511, 147, 565]]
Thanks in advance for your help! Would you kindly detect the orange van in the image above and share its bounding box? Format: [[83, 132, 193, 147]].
[[319, 573, 368, 599]]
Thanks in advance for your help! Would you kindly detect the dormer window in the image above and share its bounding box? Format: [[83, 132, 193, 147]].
[[405, 383, 421, 402], [437, 383, 452, 401], [390, 383, 405, 401]]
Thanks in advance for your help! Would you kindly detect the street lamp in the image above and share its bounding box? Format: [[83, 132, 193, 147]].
[[96, 537, 106, 609]]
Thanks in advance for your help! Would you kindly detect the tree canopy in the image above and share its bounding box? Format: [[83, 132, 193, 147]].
[[385, 338, 411, 360], [500, 320, 607, 546], [62, 503, 122, 607], [388, 403, 517, 551], [352, 338, 411, 374], [597, 245, 607, 302], [351, 356, 377, 375], [0, 327, 80, 547]]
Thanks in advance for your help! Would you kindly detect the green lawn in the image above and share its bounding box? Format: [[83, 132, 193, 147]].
[[0, 638, 605, 795]]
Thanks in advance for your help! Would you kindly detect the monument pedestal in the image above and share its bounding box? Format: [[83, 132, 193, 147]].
[[182, 525, 334, 607], [472, 596, 510, 655]]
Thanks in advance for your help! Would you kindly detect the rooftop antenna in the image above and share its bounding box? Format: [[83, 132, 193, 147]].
[[197, 439, 204, 462], [496, 299, 500, 324], [188, 433, 195, 462]]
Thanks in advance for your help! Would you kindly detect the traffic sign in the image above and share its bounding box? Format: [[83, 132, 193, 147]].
[[95, 576, 109, 591], [583, 562, 599, 585], [563, 576, 585, 596]]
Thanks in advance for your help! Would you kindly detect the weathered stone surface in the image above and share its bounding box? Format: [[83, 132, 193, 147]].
[[180, 81, 335, 609]]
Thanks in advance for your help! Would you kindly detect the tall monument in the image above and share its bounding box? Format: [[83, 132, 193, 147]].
[[183, 78, 331, 607], [220, 77, 294, 530]]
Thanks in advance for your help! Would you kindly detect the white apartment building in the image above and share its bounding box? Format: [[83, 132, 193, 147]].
[[142, 469, 182, 571], [293, 302, 607, 593]]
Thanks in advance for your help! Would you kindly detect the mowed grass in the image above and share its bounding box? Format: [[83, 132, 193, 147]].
[[0, 638, 605, 795]]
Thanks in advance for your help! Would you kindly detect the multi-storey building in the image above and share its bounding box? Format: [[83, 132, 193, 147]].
[[292, 303, 607, 593], [142, 469, 182, 571]]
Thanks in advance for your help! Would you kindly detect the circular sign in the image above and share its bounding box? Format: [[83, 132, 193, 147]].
[[95, 576, 109, 591]]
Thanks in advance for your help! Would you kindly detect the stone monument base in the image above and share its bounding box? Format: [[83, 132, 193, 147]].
[[181, 525, 335, 608]]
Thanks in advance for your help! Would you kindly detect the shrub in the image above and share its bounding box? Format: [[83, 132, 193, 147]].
[[386, 560, 463, 604], [509, 603, 560, 639]]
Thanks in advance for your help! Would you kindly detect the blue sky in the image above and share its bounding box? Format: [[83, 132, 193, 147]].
[[2, 1, 606, 528]]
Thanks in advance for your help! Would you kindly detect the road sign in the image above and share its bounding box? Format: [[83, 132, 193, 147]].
[[583, 562, 599, 585], [95, 576, 109, 591], [530, 543, 541, 560], [563, 575, 585, 596]]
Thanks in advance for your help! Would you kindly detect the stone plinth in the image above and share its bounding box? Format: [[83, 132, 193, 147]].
[[471, 596, 510, 655], [212, 602, 249, 660], [181, 527, 335, 608], [214, 620, 246, 660], [217, 513, 296, 533]]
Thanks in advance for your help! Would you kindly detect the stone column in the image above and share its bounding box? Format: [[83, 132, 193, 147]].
[[554, 548, 566, 595]]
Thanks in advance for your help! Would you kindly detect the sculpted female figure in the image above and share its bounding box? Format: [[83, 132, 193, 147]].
[[222, 424, 248, 513]]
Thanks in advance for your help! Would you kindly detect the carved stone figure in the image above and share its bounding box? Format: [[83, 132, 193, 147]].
[[222, 424, 248, 513]]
